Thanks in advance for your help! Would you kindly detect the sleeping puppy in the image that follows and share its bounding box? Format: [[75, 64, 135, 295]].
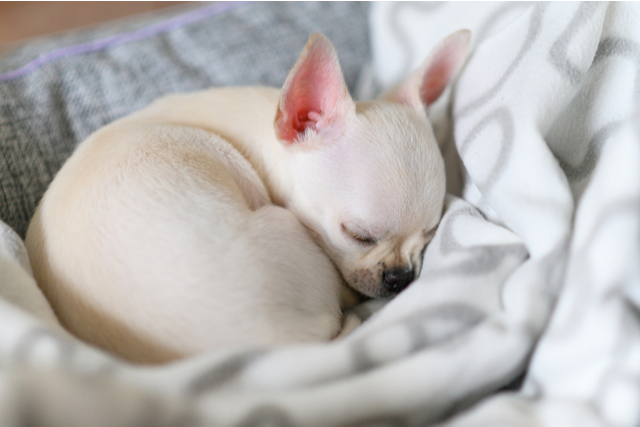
[[25, 31, 470, 363]]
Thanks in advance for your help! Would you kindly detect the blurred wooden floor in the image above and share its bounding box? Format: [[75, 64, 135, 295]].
[[0, 2, 187, 49]]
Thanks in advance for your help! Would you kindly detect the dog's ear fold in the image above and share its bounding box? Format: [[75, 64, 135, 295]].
[[382, 30, 471, 109], [275, 34, 355, 144]]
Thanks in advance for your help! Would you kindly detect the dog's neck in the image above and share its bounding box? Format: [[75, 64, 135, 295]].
[[203, 87, 295, 208], [135, 87, 296, 208]]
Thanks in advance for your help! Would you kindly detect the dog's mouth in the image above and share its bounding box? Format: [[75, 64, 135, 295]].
[[348, 269, 379, 298], [347, 269, 397, 299], [347, 260, 421, 299], [297, 220, 421, 299]]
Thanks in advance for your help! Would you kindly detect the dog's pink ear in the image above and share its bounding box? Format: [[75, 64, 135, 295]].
[[275, 34, 355, 144], [383, 30, 471, 109]]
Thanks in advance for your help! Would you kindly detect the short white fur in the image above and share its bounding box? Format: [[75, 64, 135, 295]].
[[25, 31, 471, 363]]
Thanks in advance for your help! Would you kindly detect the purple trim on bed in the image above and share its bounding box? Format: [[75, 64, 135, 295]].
[[0, 2, 246, 83]]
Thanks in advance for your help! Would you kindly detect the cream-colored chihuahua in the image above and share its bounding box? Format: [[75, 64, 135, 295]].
[[25, 31, 470, 363]]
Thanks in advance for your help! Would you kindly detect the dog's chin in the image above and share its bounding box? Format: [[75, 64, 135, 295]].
[[344, 269, 392, 299]]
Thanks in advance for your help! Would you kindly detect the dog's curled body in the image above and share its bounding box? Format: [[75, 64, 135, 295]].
[[26, 32, 471, 363], [27, 88, 343, 363]]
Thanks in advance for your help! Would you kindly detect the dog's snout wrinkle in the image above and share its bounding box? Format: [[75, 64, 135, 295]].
[[382, 267, 414, 294]]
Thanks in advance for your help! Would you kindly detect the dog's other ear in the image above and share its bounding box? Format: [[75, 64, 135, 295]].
[[382, 29, 471, 109], [275, 34, 355, 144]]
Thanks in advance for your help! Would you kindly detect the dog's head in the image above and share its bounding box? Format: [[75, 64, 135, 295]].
[[274, 31, 470, 298]]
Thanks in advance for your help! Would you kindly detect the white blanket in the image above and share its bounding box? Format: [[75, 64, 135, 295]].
[[0, 2, 639, 426]]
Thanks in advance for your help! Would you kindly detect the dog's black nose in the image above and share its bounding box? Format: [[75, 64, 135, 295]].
[[383, 267, 414, 294]]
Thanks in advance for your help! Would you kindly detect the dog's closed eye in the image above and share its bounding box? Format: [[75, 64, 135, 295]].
[[341, 224, 376, 246]]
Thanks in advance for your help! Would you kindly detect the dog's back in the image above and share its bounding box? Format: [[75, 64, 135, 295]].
[[26, 88, 343, 363], [26, 30, 471, 363]]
